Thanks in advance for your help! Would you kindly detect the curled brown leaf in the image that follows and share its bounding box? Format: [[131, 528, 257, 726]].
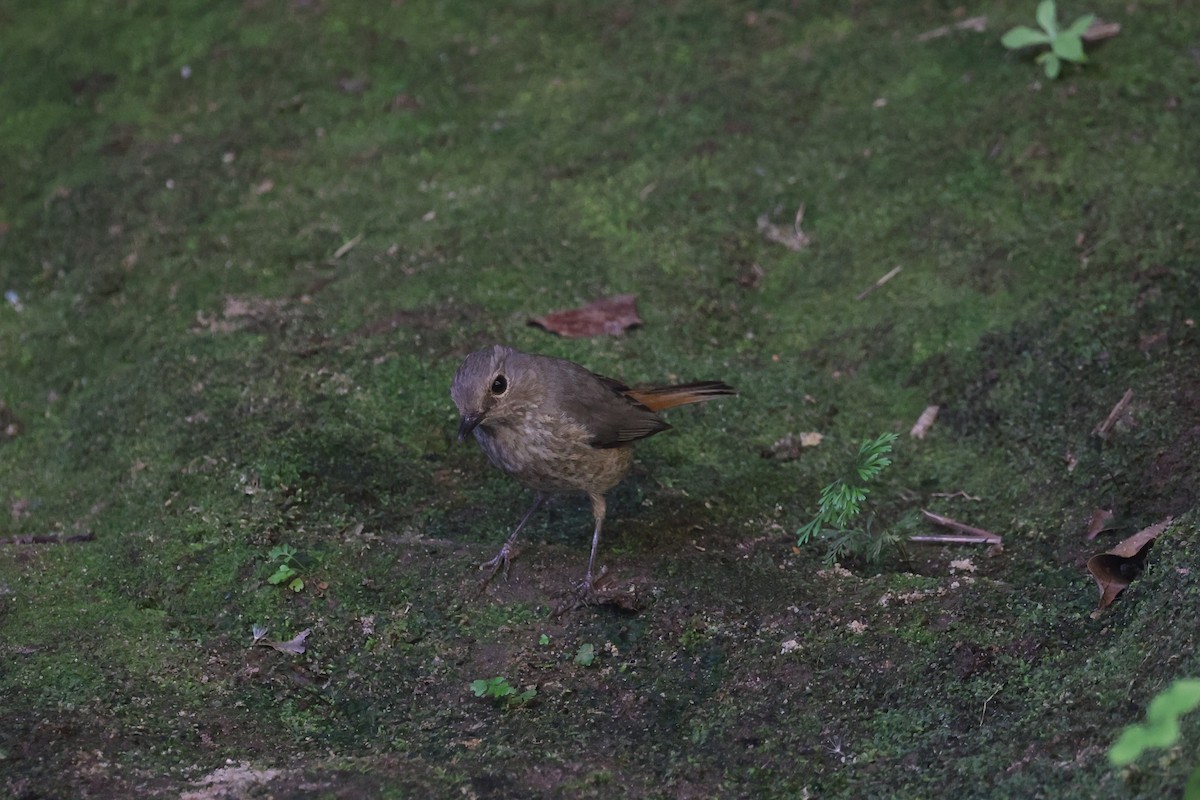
[[1087, 518, 1173, 611]]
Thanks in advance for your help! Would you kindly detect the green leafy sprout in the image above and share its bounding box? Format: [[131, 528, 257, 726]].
[[266, 544, 323, 592], [470, 676, 536, 708], [1001, 1, 1095, 79], [1110, 679, 1200, 798], [574, 643, 596, 666], [797, 432, 901, 566]]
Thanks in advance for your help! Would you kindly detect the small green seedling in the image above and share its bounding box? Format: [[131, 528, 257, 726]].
[[1001, 1, 1094, 79], [574, 643, 596, 666], [797, 432, 900, 565], [470, 676, 536, 708], [538, 633, 551, 646], [1110, 679, 1200, 798], [266, 544, 322, 592]]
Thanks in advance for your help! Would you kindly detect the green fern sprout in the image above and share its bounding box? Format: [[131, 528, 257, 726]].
[[797, 433, 899, 565]]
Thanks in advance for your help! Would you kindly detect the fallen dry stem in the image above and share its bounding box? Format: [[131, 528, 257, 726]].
[[856, 265, 903, 300], [1092, 388, 1133, 437], [918, 510, 1002, 544], [914, 15, 989, 42], [331, 233, 364, 261], [909, 404, 939, 438], [910, 534, 999, 545]]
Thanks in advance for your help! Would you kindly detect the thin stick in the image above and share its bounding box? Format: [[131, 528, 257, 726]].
[[915, 15, 989, 42], [1093, 388, 1133, 437], [856, 265, 902, 300], [909, 405, 939, 439], [910, 535, 999, 545], [930, 491, 982, 501], [979, 685, 1001, 727], [331, 233, 364, 261], [919, 509, 1002, 544]]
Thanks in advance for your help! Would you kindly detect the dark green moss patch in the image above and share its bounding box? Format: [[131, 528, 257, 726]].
[[3, 1, 1198, 797]]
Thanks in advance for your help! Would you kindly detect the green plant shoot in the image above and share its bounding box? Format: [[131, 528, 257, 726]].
[[797, 433, 899, 565], [574, 643, 596, 666], [266, 544, 323, 592], [470, 676, 536, 708], [1110, 679, 1200, 799], [1001, 1, 1095, 79]]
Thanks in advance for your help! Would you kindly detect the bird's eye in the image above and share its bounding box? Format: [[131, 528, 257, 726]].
[[490, 375, 508, 395]]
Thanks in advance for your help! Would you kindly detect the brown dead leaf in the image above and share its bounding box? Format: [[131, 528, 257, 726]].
[[1085, 508, 1115, 540], [528, 294, 642, 338], [1087, 518, 1172, 611]]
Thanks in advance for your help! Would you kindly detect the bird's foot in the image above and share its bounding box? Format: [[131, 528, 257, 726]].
[[553, 568, 642, 615], [478, 544, 516, 590], [573, 566, 608, 599]]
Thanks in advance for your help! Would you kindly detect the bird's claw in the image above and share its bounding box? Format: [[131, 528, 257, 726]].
[[478, 545, 514, 590], [573, 566, 608, 598]]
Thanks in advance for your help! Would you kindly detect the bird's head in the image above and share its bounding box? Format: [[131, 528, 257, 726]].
[[450, 344, 536, 441]]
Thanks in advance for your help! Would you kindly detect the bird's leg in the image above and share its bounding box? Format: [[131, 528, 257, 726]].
[[479, 492, 544, 586], [577, 492, 608, 594]]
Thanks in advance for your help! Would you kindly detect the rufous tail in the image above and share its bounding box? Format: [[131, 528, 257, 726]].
[[625, 381, 736, 411]]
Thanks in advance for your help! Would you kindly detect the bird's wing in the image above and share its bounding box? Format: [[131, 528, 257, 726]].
[[555, 365, 670, 448]]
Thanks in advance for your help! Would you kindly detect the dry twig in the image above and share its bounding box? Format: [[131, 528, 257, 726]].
[[331, 233, 364, 261], [916, 510, 1002, 544], [909, 405, 939, 439], [856, 266, 902, 300], [1092, 388, 1133, 437], [915, 15, 989, 42]]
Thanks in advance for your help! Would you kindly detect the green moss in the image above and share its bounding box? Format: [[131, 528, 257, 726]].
[[2, 0, 1198, 796]]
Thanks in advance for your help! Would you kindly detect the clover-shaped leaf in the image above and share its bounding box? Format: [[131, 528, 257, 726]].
[[1001, 26, 1051, 48], [1035, 0, 1058, 36], [1109, 679, 1200, 766]]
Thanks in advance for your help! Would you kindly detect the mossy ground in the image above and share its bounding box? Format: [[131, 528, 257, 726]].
[[2, 1, 1198, 797]]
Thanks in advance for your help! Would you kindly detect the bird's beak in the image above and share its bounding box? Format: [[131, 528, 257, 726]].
[[457, 411, 485, 442]]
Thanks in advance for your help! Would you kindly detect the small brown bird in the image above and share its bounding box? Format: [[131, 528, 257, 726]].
[[451, 344, 735, 592]]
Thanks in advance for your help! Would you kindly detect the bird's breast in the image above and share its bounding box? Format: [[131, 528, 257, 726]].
[[473, 411, 632, 494]]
